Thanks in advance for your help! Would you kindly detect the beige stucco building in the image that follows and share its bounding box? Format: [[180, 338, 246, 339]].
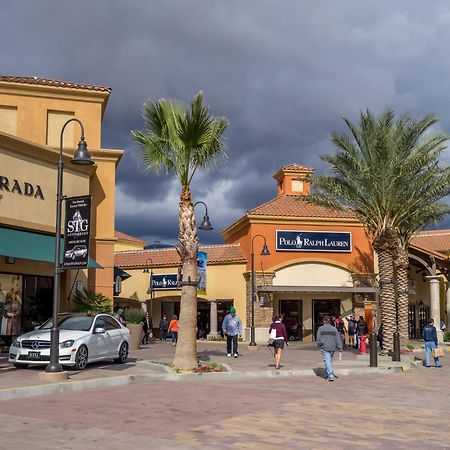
[[0, 75, 122, 337]]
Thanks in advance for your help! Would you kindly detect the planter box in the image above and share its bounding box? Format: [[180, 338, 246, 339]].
[[127, 323, 144, 350]]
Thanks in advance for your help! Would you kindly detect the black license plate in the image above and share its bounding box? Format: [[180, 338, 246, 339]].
[[28, 351, 40, 360]]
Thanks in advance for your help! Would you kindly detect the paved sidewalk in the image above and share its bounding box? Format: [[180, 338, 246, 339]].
[[0, 340, 433, 400]]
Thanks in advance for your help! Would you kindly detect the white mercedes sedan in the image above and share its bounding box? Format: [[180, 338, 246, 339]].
[[9, 313, 131, 370]]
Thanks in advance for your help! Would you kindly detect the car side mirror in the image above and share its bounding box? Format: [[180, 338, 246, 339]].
[[34, 325, 41, 330], [94, 327, 106, 334]]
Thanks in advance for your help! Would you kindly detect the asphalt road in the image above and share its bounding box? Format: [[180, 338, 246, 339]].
[[0, 364, 448, 449]]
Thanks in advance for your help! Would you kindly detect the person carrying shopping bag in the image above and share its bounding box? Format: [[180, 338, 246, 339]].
[[268, 314, 288, 369]]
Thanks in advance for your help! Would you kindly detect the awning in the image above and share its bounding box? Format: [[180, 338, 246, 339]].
[[114, 266, 131, 280], [0, 227, 102, 268], [258, 285, 378, 294]]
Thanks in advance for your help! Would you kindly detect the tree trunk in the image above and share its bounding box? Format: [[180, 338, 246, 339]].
[[395, 250, 409, 340], [172, 186, 198, 371], [377, 248, 396, 355]]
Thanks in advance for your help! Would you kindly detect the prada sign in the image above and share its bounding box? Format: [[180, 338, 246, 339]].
[[0, 175, 44, 199], [276, 230, 352, 253]]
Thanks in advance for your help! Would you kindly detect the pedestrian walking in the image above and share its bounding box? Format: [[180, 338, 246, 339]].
[[159, 314, 169, 341], [141, 312, 152, 345], [222, 306, 242, 358], [316, 315, 343, 382], [422, 319, 442, 368], [334, 314, 346, 348], [168, 314, 179, 346], [268, 314, 288, 369], [346, 315, 357, 348]]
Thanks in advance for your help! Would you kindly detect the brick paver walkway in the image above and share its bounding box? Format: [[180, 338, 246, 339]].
[[0, 363, 448, 449]]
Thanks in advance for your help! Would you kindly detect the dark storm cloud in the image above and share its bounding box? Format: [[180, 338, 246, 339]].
[[2, 1, 450, 242]]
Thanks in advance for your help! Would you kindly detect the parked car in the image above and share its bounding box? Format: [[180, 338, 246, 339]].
[[9, 313, 130, 370], [65, 245, 88, 260]]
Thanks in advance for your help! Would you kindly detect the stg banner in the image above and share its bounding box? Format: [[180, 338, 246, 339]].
[[62, 195, 92, 269], [276, 230, 352, 253]]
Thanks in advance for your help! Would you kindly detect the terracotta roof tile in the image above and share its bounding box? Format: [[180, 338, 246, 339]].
[[248, 195, 355, 219], [277, 163, 314, 173], [410, 230, 450, 256], [0, 75, 111, 93], [114, 243, 246, 269], [115, 230, 147, 246]]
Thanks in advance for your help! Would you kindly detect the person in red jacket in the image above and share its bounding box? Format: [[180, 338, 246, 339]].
[[269, 314, 289, 369]]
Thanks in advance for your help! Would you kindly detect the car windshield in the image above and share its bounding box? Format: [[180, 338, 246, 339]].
[[39, 315, 94, 332]]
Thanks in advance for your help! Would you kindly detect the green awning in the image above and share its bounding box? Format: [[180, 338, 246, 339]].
[[0, 227, 102, 268], [114, 266, 131, 280]]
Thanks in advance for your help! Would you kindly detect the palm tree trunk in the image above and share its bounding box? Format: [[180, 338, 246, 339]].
[[395, 250, 410, 340], [173, 186, 199, 371], [377, 248, 396, 355]]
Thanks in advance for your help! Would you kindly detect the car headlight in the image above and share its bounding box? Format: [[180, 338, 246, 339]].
[[11, 338, 21, 348], [60, 340, 75, 348]]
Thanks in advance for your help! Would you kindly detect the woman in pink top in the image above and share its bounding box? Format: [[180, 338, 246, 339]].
[[269, 314, 289, 369]]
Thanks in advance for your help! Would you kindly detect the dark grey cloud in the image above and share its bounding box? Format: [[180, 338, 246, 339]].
[[2, 0, 450, 242]]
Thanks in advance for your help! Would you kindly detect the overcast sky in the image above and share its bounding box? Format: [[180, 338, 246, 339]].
[[2, 1, 450, 245]]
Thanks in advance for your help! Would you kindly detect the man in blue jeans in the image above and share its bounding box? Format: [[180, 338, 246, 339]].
[[316, 315, 343, 381], [422, 318, 442, 368], [222, 306, 242, 358]]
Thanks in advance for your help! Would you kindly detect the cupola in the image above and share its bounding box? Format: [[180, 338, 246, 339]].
[[273, 163, 314, 197]]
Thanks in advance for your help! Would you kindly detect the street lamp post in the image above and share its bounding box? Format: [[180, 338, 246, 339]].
[[193, 201, 213, 230], [45, 119, 94, 374], [249, 234, 270, 347], [143, 259, 154, 339]]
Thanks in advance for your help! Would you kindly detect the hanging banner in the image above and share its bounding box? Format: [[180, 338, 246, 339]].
[[62, 195, 92, 269], [197, 251, 207, 294]]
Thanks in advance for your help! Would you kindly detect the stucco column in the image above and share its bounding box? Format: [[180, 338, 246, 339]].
[[446, 283, 450, 329], [427, 276, 443, 342], [207, 301, 219, 338]]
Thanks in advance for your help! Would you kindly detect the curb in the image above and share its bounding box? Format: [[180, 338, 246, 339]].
[[0, 365, 403, 401]]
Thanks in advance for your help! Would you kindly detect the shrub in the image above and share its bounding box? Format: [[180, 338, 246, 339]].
[[193, 362, 225, 373], [444, 331, 450, 342], [72, 288, 112, 314], [124, 307, 145, 324], [404, 343, 415, 351]]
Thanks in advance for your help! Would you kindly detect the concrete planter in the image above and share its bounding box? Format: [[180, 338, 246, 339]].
[[127, 323, 143, 350]]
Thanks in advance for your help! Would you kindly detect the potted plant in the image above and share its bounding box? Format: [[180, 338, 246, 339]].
[[124, 307, 145, 350]]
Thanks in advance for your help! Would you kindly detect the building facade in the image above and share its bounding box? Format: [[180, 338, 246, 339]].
[[0, 75, 122, 339]]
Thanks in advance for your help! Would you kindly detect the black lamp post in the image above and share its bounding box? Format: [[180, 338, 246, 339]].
[[249, 234, 270, 347], [193, 201, 213, 230], [45, 118, 94, 374], [143, 258, 154, 297]]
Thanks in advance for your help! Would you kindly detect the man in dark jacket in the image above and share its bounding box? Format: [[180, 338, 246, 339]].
[[316, 315, 343, 381], [159, 315, 169, 342], [422, 319, 442, 368]]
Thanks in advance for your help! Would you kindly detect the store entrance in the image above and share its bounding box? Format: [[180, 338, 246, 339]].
[[279, 300, 303, 341], [313, 299, 340, 340]]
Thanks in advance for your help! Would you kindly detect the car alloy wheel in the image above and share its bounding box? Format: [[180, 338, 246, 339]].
[[74, 345, 88, 370], [115, 341, 128, 364]]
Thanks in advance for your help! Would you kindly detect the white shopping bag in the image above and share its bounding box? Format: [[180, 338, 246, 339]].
[[270, 328, 277, 339]]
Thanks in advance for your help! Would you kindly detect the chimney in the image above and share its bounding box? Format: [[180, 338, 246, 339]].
[[273, 164, 314, 197]]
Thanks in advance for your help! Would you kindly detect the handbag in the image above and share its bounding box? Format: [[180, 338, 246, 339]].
[[432, 347, 444, 358], [268, 328, 277, 346]]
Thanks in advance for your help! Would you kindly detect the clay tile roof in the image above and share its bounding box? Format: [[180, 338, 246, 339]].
[[248, 195, 355, 219], [279, 163, 314, 172], [410, 229, 450, 256], [115, 230, 147, 246], [114, 243, 246, 269], [0, 75, 111, 93]]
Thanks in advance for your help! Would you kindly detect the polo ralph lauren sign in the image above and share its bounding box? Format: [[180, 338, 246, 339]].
[[151, 274, 180, 290], [276, 230, 352, 253]]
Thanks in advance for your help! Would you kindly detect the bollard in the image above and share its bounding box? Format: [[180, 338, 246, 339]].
[[392, 331, 401, 361], [369, 331, 378, 367]]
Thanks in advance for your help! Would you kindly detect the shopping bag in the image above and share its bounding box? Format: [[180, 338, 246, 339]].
[[432, 347, 444, 358]]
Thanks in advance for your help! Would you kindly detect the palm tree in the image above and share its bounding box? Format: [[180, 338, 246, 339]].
[[310, 110, 449, 354], [131, 92, 228, 370]]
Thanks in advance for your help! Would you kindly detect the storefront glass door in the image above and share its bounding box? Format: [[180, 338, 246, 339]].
[[279, 300, 303, 341], [312, 299, 340, 340]]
